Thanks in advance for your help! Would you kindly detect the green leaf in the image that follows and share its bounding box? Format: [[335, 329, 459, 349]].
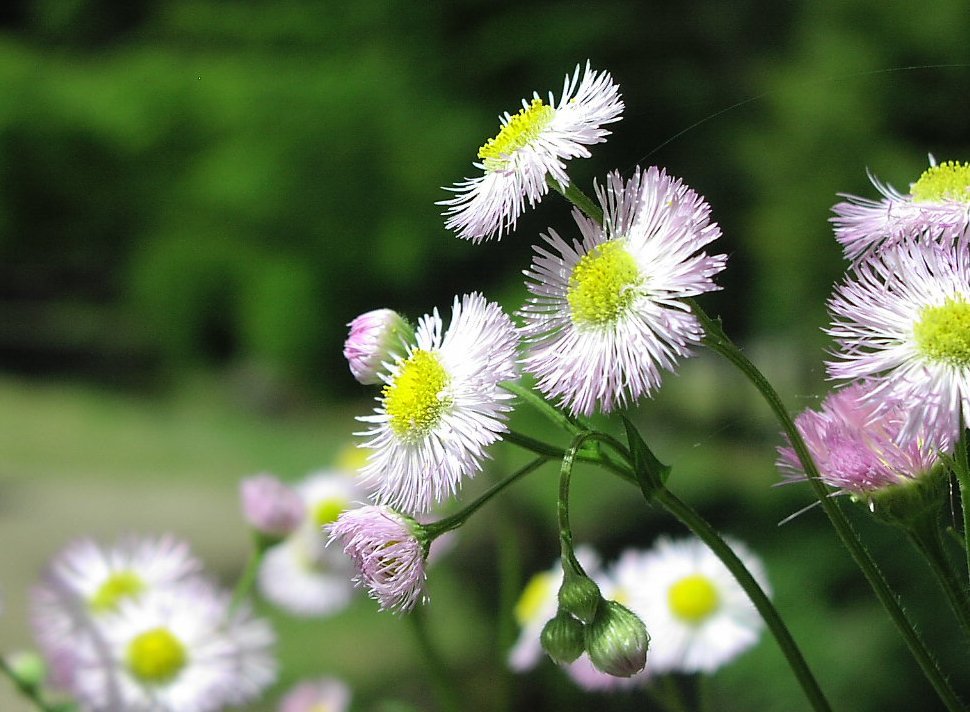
[[621, 416, 671, 500]]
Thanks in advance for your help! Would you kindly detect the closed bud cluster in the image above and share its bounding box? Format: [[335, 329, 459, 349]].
[[539, 610, 585, 665], [585, 599, 649, 677], [557, 571, 602, 625]]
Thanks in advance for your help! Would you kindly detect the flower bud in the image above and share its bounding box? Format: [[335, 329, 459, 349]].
[[558, 572, 602, 625], [585, 600, 649, 677], [240, 473, 305, 540], [540, 610, 585, 665], [343, 309, 414, 385]]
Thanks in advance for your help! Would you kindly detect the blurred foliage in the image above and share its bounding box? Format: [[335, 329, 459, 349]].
[[0, 0, 967, 396]]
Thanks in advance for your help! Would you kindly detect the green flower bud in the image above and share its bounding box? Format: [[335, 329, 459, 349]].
[[867, 463, 949, 529], [558, 572, 602, 625], [585, 600, 649, 677], [540, 610, 586, 665]]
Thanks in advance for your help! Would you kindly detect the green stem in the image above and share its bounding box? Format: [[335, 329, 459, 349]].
[[953, 425, 970, 587], [558, 434, 587, 576], [424, 457, 548, 539], [907, 518, 970, 640], [229, 538, 267, 616], [690, 299, 964, 711], [653, 487, 833, 712], [548, 175, 604, 224], [501, 381, 584, 435], [504, 429, 634, 482], [0, 656, 60, 712], [409, 608, 462, 712]]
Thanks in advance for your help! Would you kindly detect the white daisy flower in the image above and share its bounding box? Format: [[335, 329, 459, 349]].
[[357, 292, 519, 514], [257, 471, 361, 617], [439, 62, 623, 242], [520, 166, 726, 416], [826, 237, 970, 443], [69, 579, 276, 712], [832, 159, 970, 262], [31, 535, 203, 689], [278, 676, 352, 712], [617, 537, 767, 674]]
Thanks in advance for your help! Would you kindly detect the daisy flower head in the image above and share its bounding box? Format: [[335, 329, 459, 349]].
[[357, 292, 519, 514], [257, 471, 362, 617], [520, 166, 726, 416], [832, 158, 970, 262], [68, 580, 276, 712], [777, 381, 947, 496], [439, 62, 623, 242], [617, 537, 767, 675], [31, 534, 203, 682], [278, 677, 352, 712], [240, 473, 305, 538], [826, 237, 970, 443], [328, 505, 428, 613]]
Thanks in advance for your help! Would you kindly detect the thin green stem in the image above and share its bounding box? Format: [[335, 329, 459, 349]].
[[653, 486, 833, 712], [0, 656, 61, 712], [504, 428, 634, 482], [409, 608, 462, 712], [424, 457, 547, 539], [501, 381, 583, 435], [229, 539, 267, 615], [907, 519, 970, 641], [548, 175, 604, 224], [558, 434, 588, 576], [690, 299, 964, 711]]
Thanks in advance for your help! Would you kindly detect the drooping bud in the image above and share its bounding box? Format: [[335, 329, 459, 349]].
[[557, 571, 602, 625], [343, 309, 414, 385], [585, 600, 649, 677], [540, 610, 585, 665]]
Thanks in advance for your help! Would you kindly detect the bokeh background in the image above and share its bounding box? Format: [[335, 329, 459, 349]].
[[1, 0, 969, 710]]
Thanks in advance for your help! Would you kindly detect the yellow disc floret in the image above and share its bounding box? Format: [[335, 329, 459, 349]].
[[90, 571, 146, 613], [478, 98, 555, 171], [567, 241, 642, 327], [911, 161, 970, 203], [915, 297, 970, 367], [668, 574, 720, 624], [384, 349, 451, 440], [514, 572, 555, 626], [126, 627, 187, 684]]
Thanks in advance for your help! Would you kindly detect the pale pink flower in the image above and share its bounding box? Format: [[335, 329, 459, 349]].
[[278, 677, 351, 712], [343, 308, 414, 385], [240, 473, 305, 538]]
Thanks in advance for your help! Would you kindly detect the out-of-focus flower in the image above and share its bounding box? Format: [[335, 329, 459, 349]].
[[240, 473, 305, 539], [439, 62, 623, 242], [328, 505, 428, 612], [343, 309, 414, 385], [826, 237, 970, 443], [278, 676, 352, 712], [520, 166, 726, 416], [618, 537, 767, 674], [69, 580, 276, 712], [357, 293, 518, 513], [832, 159, 970, 262]]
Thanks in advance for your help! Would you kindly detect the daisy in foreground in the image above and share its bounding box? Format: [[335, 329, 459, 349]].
[[355, 292, 518, 513], [439, 61, 623, 242], [66, 580, 276, 712], [619, 537, 767, 674], [777, 381, 948, 496], [832, 158, 970, 262], [826, 237, 970, 442], [520, 166, 726, 416]]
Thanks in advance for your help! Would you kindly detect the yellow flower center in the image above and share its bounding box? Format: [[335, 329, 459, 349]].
[[313, 497, 348, 527], [911, 161, 970, 203], [89, 571, 146, 613], [126, 627, 187, 684], [477, 98, 555, 171], [567, 240, 642, 327], [384, 350, 451, 440], [514, 572, 555, 626], [914, 297, 970, 367], [668, 574, 720, 624]]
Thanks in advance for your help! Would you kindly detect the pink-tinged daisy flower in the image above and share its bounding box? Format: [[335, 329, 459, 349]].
[[357, 292, 519, 514], [328, 505, 428, 612], [68, 580, 276, 712], [257, 471, 361, 617], [618, 537, 767, 675], [240, 473, 306, 538], [343, 308, 415, 385], [832, 159, 970, 262], [826, 237, 970, 443], [777, 382, 947, 495], [520, 166, 726, 416], [439, 62, 623, 242], [31, 535, 203, 689], [278, 677, 352, 712]]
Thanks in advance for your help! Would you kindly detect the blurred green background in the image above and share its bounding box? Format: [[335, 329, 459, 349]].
[[1, 0, 969, 710]]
